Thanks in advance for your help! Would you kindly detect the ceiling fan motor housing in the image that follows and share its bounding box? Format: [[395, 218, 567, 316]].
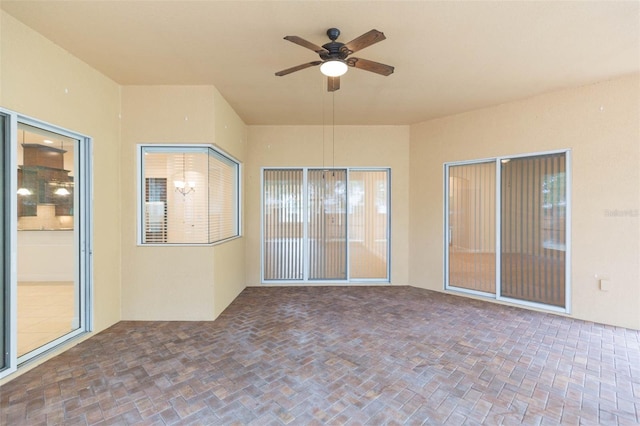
[[321, 28, 349, 61]]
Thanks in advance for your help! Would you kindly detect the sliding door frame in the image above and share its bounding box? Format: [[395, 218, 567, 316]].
[[444, 157, 497, 299], [0, 109, 15, 377], [444, 149, 571, 314], [0, 109, 93, 379], [261, 167, 391, 284]]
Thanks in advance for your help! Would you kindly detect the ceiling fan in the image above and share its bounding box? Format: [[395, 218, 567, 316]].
[[275, 28, 394, 92]]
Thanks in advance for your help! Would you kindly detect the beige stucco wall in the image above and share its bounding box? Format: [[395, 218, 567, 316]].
[[120, 85, 247, 320], [0, 11, 122, 380], [409, 74, 640, 329], [245, 125, 410, 286]]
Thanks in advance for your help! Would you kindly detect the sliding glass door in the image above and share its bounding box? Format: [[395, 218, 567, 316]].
[[445, 151, 570, 311], [308, 169, 347, 280], [16, 123, 83, 359], [1, 111, 92, 378], [349, 170, 389, 280], [447, 162, 496, 294], [501, 154, 567, 307], [262, 168, 389, 283], [263, 169, 304, 280]]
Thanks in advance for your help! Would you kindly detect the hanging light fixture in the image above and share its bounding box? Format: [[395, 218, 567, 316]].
[[321, 83, 338, 180], [17, 128, 31, 196], [54, 187, 71, 196], [174, 153, 196, 195], [320, 60, 348, 77]]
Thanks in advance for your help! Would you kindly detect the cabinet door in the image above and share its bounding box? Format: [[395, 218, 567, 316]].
[[17, 169, 37, 217]]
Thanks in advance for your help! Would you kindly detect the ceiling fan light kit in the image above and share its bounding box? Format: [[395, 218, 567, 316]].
[[276, 27, 394, 91], [320, 60, 348, 77]]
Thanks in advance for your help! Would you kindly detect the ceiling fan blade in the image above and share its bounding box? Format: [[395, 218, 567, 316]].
[[348, 57, 394, 76], [283, 36, 328, 54], [275, 61, 322, 76], [343, 29, 386, 54], [327, 76, 340, 92]]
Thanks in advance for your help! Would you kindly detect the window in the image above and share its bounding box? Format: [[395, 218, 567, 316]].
[[262, 168, 389, 283], [138, 145, 240, 245], [445, 151, 570, 312]]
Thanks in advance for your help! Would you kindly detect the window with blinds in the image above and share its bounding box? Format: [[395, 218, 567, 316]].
[[445, 151, 570, 310], [139, 145, 240, 245]]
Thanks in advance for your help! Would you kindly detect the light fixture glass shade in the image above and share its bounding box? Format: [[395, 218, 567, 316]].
[[17, 187, 32, 196], [174, 180, 196, 189], [54, 187, 71, 196], [320, 60, 348, 77], [174, 176, 196, 195]]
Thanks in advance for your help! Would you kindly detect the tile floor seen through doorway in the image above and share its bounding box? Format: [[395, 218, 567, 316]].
[[17, 281, 76, 356]]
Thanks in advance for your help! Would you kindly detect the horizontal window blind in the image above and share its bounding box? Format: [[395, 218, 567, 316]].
[[144, 178, 167, 243], [209, 150, 238, 242]]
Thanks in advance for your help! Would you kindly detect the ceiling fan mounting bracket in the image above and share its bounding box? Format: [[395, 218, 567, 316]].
[[326, 28, 340, 41]]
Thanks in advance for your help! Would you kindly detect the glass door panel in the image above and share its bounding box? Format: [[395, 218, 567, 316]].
[[500, 153, 566, 307], [348, 170, 389, 280], [16, 123, 80, 357], [308, 169, 347, 280], [263, 169, 304, 280], [447, 162, 496, 294]]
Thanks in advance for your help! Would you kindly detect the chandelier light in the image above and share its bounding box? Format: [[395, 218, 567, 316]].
[[174, 153, 196, 196]]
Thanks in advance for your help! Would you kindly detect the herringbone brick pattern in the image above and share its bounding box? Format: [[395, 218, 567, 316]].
[[1, 286, 639, 425]]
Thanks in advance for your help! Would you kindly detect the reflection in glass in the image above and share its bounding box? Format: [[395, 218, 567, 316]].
[[16, 123, 79, 357]]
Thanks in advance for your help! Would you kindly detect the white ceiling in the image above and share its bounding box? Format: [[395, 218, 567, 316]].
[[2, 1, 639, 125]]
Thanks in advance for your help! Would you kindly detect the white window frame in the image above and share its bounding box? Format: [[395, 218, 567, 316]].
[[443, 149, 571, 314], [137, 144, 242, 246]]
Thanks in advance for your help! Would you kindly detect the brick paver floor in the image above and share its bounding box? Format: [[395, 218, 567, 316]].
[[1, 286, 639, 425]]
